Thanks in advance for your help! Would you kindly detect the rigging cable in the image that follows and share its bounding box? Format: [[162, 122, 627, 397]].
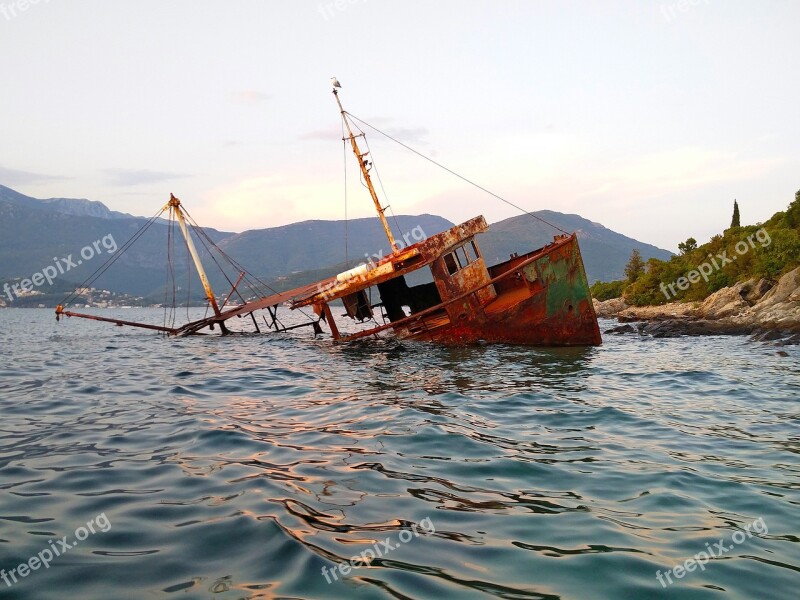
[[342, 118, 349, 268], [180, 207, 318, 326], [58, 198, 321, 333], [361, 132, 404, 243], [162, 207, 170, 331], [344, 112, 570, 236], [184, 215, 192, 325], [347, 117, 404, 242], [163, 207, 178, 332], [59, 206, 169, 308]]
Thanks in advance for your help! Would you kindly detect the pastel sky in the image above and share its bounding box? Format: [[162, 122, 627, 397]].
[[2, 0, 798, 251]]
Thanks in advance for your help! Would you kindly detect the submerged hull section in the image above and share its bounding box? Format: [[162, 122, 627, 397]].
[[393, 235, 602, 346]]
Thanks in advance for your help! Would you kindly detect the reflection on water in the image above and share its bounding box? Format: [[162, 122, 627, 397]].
[[0, 309, 798, 599]]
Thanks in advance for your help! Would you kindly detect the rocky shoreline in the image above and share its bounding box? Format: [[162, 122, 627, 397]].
[[593, 267, 800, 345]]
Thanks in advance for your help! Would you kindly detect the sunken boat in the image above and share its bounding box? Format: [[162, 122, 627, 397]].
[[57, 81, 601, 346]]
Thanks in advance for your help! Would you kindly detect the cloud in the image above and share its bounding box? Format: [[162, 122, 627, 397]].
[[0, 165, 68, 185], [102, 169, 189, 186], [230, 90, 271, 105]]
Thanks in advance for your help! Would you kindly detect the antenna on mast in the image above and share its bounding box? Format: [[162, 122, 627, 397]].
[[332, 78, 399, 254]]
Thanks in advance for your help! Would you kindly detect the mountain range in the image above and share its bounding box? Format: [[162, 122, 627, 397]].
[[0, 184, 672, 304]]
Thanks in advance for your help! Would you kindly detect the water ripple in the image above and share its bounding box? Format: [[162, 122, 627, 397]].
[[0, 309, 797, 599]]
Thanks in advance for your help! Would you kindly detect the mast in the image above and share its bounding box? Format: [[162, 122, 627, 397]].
[[332, 81, 399, 253], [168, 194, 221, 317]]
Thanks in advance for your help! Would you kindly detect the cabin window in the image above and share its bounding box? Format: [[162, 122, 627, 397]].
[[444, 253, 459, 275], [455, 246, 469, 269], [468, 240, 480, 261], [444, 241, 480, 276]]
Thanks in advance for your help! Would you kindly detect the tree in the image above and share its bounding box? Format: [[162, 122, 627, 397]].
[[590, 279, 626, 301], [624, 249, 645, 283], [730, 199, 741, 228], [785, 189, 800, 228], [677, 237, 697, 255]]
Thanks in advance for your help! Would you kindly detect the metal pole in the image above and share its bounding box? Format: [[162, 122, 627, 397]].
[[169, 194, 221, 317], [333, 88, 399, 253], [322, 303, 340, 340]]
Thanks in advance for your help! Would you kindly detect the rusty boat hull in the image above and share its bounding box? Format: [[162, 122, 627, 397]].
[[286, 215, 601, 347], [323, 227, 602, 347], [392, 235, 601, 346]]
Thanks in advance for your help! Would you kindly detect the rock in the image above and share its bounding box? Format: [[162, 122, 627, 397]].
[[757, 267, 800, 307], [698, 282, 750, 318], [738, 267, 800, 330], [776, 333, 800, 346], [600, 267, 799, 338], [641, 320, 689, 338], [777, 350, 790, 357], [604, 324, 636, 334], [593, 297, 627, 318], [749, 329, 785, 342], [745, 279, 774, 304], [640, 319, 751, 338], [616, 302, 698, 322]]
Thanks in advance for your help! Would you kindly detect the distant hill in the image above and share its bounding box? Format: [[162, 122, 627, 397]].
[[478, 210, 673, 283], [0, 185, 454, 302], [0, 185, 131, 219], [0, 185, 230, 299], [217, 214, 454, 277], [0, 185, 672, 305]]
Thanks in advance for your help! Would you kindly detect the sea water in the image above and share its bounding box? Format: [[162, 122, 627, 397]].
[[0, 309, 797, 599]]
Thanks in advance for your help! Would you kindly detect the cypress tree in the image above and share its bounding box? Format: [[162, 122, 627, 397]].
[[731, 200, 741, 228]]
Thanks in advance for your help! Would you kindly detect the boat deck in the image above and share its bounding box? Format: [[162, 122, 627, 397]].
[[484, 286, 531, 315]]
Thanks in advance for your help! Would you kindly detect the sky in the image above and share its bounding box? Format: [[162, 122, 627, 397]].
[[1, 0, 799, 251]]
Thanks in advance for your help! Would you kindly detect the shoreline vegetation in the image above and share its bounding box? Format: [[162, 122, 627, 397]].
[[591, 190, 800, 343]]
